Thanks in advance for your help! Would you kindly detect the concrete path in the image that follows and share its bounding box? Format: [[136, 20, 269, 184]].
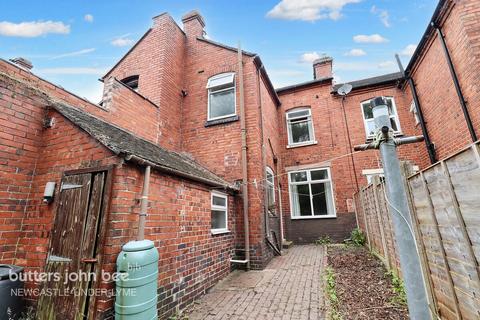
[[186, 245, 327, 320]]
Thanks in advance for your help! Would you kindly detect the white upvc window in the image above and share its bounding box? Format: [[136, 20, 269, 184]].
[[288, 167, 336, 219], [211, 192, 228, 234], [362, 168, 385, 184], [410, 101, 420, 125], [286, 108, 316, 147], [266, 167, 275, 210], [361, 97, 401, 139], [207, 72, 236, 121]]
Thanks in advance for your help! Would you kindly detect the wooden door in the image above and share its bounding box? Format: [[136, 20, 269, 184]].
[[37, 171, 107, 320]]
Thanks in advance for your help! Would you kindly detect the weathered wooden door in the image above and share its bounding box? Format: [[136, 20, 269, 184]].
[[37, 171, 107, 320]]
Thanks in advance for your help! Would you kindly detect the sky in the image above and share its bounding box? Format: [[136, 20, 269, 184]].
[[0, 0, 438, 103]]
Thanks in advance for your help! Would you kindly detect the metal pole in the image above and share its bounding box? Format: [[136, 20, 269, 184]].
[[137, 165, 151, 241], [371, 97, 430, 319], [238, 42, 250, 269]]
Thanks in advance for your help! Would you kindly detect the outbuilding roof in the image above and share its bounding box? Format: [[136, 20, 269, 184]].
[[332, 72, 404, 93], [51, 102, 237, 191]]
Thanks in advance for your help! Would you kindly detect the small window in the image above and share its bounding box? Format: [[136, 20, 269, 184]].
[[207, 73, 236, 121], [410, 101, 420, 125], [121, 75, 139, 92], [211, 192, 228, 234], [286, 108, 315, 146], [361, 97, 401, 139], [289, 168, 335, 219], [266, 167, 275, 211]]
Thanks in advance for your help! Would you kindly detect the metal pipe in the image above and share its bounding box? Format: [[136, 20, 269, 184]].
[[341, 96, 360, 191], [137, 165, 151, 241], [434, 24, 477, 142], [238, 43, 250, 269], [372, 97, 430, 319], [395, 54, 437, 164]]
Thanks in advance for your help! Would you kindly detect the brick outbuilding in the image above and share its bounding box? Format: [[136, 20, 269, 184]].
[[1, 0, 480, 318]]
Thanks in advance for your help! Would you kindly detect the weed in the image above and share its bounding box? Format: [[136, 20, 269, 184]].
[[17, 307, 37, 320], [325, 267, 342, 320], [315, 235, 332, 245], [386, 270, 407, 306], [349, 228, 366, 246], [168, 312, 189, 320]]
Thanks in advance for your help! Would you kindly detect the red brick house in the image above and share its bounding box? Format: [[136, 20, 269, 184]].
[[1, 0, 479, 318]]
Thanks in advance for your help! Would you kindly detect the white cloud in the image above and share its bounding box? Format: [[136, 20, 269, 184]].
[[84, 14, 94, 23], [36, 67, 107, 75], [378, 61, 395, 69], [344, 48, 366, 56], [299, 52, 322, 63], [266, 0, 362, 22], [111, 35, 135, 47], [400, 44, 417, 56], [0, 20, 70, 37], [371, 6, 390, 27], [51, 48, 95, 59], [353, 34, 388, 44]]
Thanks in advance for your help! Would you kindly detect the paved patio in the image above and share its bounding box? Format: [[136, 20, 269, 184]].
[[186, 245, 327, 320]]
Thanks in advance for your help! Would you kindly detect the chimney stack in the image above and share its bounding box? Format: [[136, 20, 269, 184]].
[[313, 57, 333, 79], [9, 57, 33, 71], [182, 10, 206, 38]]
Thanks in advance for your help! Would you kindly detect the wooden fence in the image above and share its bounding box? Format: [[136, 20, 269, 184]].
[[354, 142, 480, 320]]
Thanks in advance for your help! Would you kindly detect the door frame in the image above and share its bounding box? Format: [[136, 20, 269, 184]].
[[52, 164, 114, 319]]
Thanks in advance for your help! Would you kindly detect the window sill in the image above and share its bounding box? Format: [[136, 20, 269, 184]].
[[286, 141, 318, 149], [205, 115, 239, 127], [291, 215, 337, 220], [211, 229, 230, 235]]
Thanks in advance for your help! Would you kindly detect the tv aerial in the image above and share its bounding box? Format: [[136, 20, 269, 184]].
[[337, 83, 352, 97]]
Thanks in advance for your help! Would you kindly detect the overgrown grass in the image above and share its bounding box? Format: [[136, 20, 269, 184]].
[[325, 266, 342, 320], [386, 270, 407, 306]]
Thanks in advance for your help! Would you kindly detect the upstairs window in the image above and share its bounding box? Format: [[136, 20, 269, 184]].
[[286, 108, 315, 146], [361, 97, 401, 139], [289, 168, 335, 218], [266, 167, 275, 211], [207, 73, 236, 121], [121, 75, 139, 92], [211, 192, 228, 234]]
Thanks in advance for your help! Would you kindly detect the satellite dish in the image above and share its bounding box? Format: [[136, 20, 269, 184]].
[[337, 83, 353, 96]]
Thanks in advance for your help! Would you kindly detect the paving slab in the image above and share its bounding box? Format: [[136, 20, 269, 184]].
[[186, 245, 327, 320]]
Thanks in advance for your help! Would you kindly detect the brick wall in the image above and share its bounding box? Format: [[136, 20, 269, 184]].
[[406, 0, 480, 161], [103, 13, 186, 151], [277, 81, 427, 243]]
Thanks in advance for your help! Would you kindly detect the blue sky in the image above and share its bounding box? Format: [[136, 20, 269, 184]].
[[0, 0, 437, 102]]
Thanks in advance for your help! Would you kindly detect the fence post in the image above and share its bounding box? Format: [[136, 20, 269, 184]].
[[402, 162, 439, 317], [372, 176, 391, 269], [359, 188, 371, 250]]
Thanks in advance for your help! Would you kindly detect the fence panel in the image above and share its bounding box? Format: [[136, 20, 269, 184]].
[[353, 142, 480, 320]]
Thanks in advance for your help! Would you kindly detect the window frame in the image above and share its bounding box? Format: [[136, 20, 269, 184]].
[[207, 73, 237, 121], [288, 167, 336, 220], [266, 166, 275, 210], [210, 191, 229, 234], [360, 97, 402, 139], [285, 107, 317, 147]]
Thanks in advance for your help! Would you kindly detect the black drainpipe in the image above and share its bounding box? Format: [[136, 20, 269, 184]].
[[395, 54, 437, 164], [433, 23, 478, 142]]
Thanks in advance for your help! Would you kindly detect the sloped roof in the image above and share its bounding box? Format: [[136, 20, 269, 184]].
[[332, 72, 403, 93], [51, 102, 236, 190]]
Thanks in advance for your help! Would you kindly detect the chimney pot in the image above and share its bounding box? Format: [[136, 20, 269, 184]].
[[10, 57, 33, 70]]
